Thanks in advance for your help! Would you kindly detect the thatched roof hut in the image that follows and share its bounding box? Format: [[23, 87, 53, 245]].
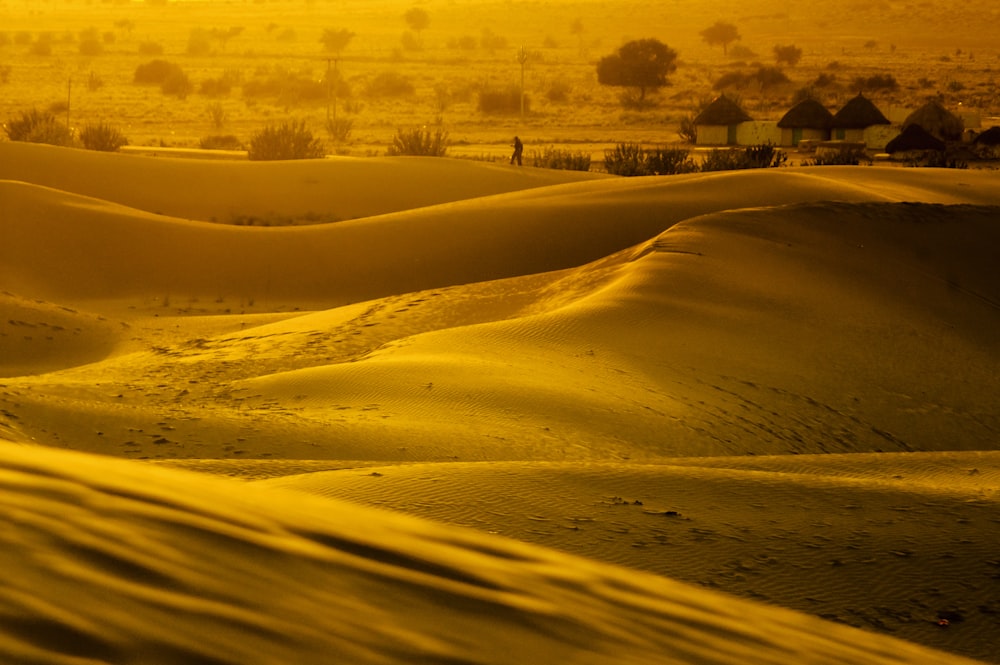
[[885, 124, 945, 154], [777, 98, 833, 146], [778, 98, 833, 129], [903, 100, 963, 141], [974, 126, 1000, 146], [694, 95, 753, 126], [694, 96, 753, 146], [831, 93, 890, 129]]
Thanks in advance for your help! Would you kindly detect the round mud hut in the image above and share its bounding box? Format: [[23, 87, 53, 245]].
[[885, 124, 946, 157], [777, 98, 833, 146], [694, 95, 753, 146], [831, 93, 890, 142], [902, 100, 964, 142]]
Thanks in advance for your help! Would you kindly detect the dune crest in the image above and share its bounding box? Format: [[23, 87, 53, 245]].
[[0, 443, 985, 665]]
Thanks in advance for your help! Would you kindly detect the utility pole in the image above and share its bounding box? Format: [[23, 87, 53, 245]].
[[66, 77, 72, 135], [326, 56, 340, 145], [517, 46, 528, 121]]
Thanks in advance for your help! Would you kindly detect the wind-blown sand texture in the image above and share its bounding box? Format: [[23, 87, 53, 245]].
[[1, 142, 999, 663]]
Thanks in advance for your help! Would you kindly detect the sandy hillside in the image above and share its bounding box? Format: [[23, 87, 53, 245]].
[[1, 142, 999, 663]]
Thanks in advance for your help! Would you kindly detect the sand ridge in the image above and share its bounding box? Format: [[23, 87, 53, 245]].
[[0, 442, 988, 665]]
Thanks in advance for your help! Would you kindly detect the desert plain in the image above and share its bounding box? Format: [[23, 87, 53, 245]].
[[2, 1, 1000, 664]]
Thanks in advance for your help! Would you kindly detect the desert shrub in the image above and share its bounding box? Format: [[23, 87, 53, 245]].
[[138, 41, 164, 56], [546, 79, 571, 103], [199, 134, 244, 151], [728, 44, 757, 59], [29, 40, 53, 56], [247, 120, 325, 160], [529, 147, 591, 171], [480, 28, 508, 51], [677, 114, 697, 144], [243, 68, 336, 106], [326, 116, 353, 144], [79, 36, 103, 56], [206, 102, 227, 129], [813, 73, 837, 88], [853, 73, 898, 91], [646, 147, 699, 175], [478, 84, 527, 114], [134, 59, 183, 85], [713, 70, 748, 90], [604, 144, 698, 176], [603, 143, 648, 176], [86, 70, 104, 91], [186, 29, 212, 56], [773, 44, 803, 67], [701, 143, 787, 172], [447, 34, 478, 51], [386, 127, 449, 156], [79, 121, 128, 151], [161, 69, 193, 98], [4, 108, 71, 145], [365, 71, 415, 98], [754, 66, 790, 90], [200, 77, 232, 97], [802, 147, 871, 166]]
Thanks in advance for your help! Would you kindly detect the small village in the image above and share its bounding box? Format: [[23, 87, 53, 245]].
[[692, 93, 1000, 165]]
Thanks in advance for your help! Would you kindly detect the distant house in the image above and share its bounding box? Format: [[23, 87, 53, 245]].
[[694, 95, 752, 146], [902, 100, 963, 142], [777, 98, 833, 146], [830, 93, 891, 144], [974, 126, 1000, 157], [885, 124, 946, 158]]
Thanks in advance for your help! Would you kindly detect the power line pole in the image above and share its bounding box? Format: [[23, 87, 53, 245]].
[[517, 46, 528, 121]]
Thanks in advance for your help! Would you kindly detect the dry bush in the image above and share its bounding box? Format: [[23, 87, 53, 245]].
[[386, 127, 448, 156], [365, 71, 415, 98], [4, 108, 71, 146], [701, 143, 787, 171], [79, 121, 128, 151], [248, 120, 325, 160], [529, 147, 591, 171], [478, 84, 527, 115]]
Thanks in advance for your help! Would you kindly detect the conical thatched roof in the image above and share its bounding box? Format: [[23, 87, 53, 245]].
[[777, 98, 833, 129], [694, 96, 752, 125], [903, 100, 963, 141], [885, 124, 945, 153], [974, 126, 1000, 146], [831, 93, 890, 129]]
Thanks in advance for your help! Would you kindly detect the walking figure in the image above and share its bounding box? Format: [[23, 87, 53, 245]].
[[510, 136, 523, 165]]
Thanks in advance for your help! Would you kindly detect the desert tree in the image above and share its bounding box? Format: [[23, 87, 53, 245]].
[[321, 28, 355, 56], [700, 21, 740, 55], [773, 44, 802, 67], [402, 7, 429, 50], [403, 7, 430, 34], [596, 38, 678, 106]]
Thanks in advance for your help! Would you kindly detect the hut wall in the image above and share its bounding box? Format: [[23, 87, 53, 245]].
[[736, 121, 780, 146], [780, 127, 829, 147], [696, 125, 731, 146], [865, 125, 898, 151], [834, 128, 867, 143]]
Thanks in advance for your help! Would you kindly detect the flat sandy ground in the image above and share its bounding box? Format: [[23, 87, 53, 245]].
[[2, 141, 999, 664]]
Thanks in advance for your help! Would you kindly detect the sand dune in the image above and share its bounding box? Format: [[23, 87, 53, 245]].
[[0, 442, 986, 665], [2, 144, 1000, 663], [259, 453, 1000, 661], [0, 141, 608, 223]]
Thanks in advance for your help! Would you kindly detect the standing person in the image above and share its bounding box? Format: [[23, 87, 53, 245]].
[[510, 135, 523, 165]]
